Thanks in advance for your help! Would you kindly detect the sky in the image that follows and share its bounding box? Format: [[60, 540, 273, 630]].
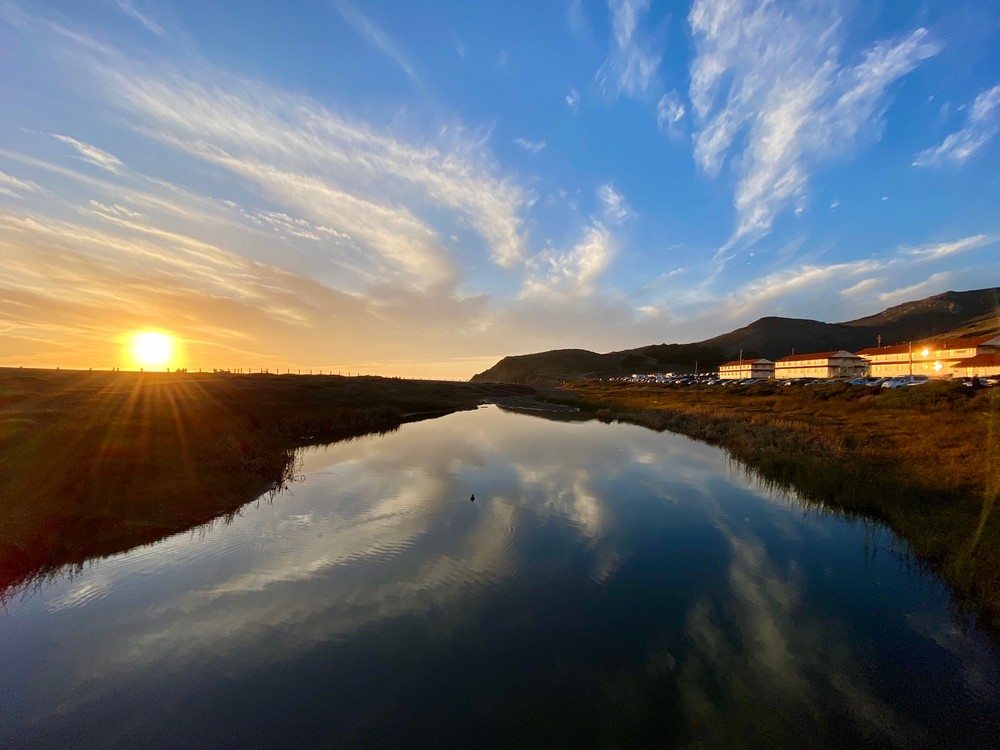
[[1, 0, 999, 378]]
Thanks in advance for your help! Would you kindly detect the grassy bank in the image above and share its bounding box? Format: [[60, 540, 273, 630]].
[[0, 369, 535, 595], [554, 379, 1000, 633]]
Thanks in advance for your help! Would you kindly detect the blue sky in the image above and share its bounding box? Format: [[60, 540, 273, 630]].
[[1, 0, 999, 376]]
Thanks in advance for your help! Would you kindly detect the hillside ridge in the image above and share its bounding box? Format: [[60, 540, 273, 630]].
[[471, 287, 1000, 383]]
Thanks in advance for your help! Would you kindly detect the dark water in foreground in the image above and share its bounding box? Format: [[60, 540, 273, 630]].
[[2, 405, 998, 748]]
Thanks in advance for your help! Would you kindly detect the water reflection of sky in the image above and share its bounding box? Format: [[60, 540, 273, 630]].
[[2, 406, 998, 748]]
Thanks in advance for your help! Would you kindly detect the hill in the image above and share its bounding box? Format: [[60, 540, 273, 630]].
[[471, 287, 1000, 383]]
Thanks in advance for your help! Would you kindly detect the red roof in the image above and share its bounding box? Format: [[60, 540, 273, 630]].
[[953, 353, 1000, 367], [720, 359, 772, 367], [855, 344, 911, 356], [855, 335, 999, 357], [776, 350, 862, 363], [936, 335, 1000, 351]]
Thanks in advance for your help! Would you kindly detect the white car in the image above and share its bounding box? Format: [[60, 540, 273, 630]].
[[881, 375, 930, 388]]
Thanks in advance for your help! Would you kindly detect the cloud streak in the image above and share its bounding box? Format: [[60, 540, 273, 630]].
[[596, 0, 662, 102], [0, 169, 41, 198], [914, 83, 1000, 166], [332, 0, 419, 83], [513, 137, 546, 154], [52, 134, 125, 175], [116, 1, 164, 36]]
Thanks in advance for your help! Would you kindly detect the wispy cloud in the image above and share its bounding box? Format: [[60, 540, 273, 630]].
[[700, 232, 996, 323], [523, 223, 614, 298], [903, 234, 997, 259], [513, 137, 546, 155], [597, 182, 634, 223], [243, 209, 351, 242], [117, 1, 164, 36], [913, 83, 1000, 166], [0, 169, 41, 198], [724, 258, 886, 318], [688, 0, 940, 253], [877, 272, 952, 305], [87, 200, 143, 219], [566, 86, 581, 110], [52, 134, 125, 174], [522, 183, 632, 298], [596, 0, 662, 101], [95, 61, 530, 280], [840, 277, 884, 298], [656, 90, 686, 136], [565, 0, 594, 45], [332, 0, 419, 83]]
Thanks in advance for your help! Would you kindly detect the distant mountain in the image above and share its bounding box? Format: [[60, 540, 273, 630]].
[[470, 288, 1000, 383], [697, 317, 867, 362], [841, 288, 1000, 341]]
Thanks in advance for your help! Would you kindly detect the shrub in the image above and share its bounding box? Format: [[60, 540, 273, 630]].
[[878, 381, 975, 409]]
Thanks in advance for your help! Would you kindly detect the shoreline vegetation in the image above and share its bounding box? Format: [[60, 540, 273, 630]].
[[2, 369, 998, 640]]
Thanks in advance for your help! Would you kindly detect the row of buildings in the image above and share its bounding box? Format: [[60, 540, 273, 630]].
[[718, 334, 1000, 380]]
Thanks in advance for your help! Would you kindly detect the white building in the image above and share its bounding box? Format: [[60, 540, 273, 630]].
[[775, 350, 867, 379], [718, 359, 774, 380], [854, 344, 914, 378], [952, 352, 1000, 378], [857, 335, 999, 378]]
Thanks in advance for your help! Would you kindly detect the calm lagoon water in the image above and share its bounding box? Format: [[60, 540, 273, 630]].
[[2, 405, 998, 748]]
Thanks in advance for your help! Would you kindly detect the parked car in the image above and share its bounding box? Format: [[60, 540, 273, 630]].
[[847, 377, 881, 386], [881, 375, 930, 388], [779, 377, 816, 386]]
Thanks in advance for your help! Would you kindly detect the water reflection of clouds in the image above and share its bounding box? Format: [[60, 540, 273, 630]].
[[5, 406, 999, 745], [6, 412, 612, 712], [677, 522, 918, 747], [44, 575, 113, 613], [905, 608, 1000, 702]]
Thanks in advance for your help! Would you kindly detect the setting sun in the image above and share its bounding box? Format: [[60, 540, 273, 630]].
[[129, 331, 175, 370]]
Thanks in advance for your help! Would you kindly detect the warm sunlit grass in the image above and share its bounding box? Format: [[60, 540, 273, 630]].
[[128, 331, 176, 371]]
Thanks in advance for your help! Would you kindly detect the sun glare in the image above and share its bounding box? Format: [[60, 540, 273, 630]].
[[130, 331, 175, 370]]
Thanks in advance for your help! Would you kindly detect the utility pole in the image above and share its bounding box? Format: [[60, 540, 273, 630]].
[[908, 341, 913, 375]]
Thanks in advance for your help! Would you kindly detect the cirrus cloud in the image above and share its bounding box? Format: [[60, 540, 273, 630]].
[[688, 0, 940, 254]]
